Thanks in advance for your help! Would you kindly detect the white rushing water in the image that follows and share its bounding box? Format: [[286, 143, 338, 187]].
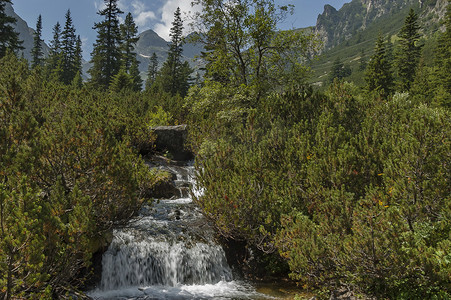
[[88, 164, 272, 300]]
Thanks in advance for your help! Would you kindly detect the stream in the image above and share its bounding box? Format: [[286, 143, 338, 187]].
[[87, 160, 291, 300]]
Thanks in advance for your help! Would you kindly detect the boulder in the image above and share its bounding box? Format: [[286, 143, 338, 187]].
[[151, 125, 193, 161]]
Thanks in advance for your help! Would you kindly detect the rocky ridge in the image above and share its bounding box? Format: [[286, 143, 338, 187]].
[[315, 0, 448, 50]]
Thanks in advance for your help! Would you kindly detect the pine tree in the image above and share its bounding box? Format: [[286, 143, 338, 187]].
[[109, 66, 133, 93], [89, 0, 123, 90], [329, 57, 351, 83], [46, 22, 63, 80], [168, 7, 184, 80], [365, 34, 393, 98], [120, 12, 139, 71], [129, 58, 142, 91], [73, 35, 83, 77], [61, 9, 77, 84], [49, 22, 61, 58], [395, 8, 422, 92], [145, 52, 158, 90], [31, 14, 43, 68], [156, 7, 192, 97], [0, 0, 23, 58]]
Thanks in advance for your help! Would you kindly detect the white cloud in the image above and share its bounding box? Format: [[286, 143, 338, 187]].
[[154, 0, 201, 41], [94, 0, 106, 11], [80, 36, 90, 55], [132, 0, 157, 28], [117, 0, 128, 12]]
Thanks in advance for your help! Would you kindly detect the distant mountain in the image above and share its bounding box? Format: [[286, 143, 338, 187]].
[[315, 0, 447, 50], [5, 3, 50, 61], [308, 0, 448, 87], [134, 29, 203, 78], [6, 3, 203, 81]]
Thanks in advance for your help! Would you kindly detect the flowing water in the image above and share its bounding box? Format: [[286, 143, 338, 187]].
[[88, 161, 280, 300]]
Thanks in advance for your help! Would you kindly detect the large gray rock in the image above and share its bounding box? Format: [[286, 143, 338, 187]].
[[151, 125, 193, 161]]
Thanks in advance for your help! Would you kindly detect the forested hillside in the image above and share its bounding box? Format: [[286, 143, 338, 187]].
[[0, 0, 450, 299], [310, 0, 448, 87]]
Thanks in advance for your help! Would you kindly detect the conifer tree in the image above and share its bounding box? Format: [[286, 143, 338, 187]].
[[109, 66, 133, 93], [156, 7, 192, 97], [129, 58, 142, 91], [89, 0, 123, 90], [395, 8, 422, 92], [46, 22, 63, 79], [120, 12, 139, 71], [74, 35, 83, 77], [0, 0, 23, 58], [146, 52, 158, 90], [168, 7, 184, 77], [365, 34, 393, 98], [61, 9, 77, 84], [329, 57, 351, 83], [31, 14, 43, 68]]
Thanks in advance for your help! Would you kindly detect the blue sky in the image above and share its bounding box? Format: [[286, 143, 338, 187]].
[[11, 0, 348, 58]]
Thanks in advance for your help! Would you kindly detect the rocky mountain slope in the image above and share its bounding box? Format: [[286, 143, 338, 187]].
[[309, 0, 448, 87], [5, 3, 201, 79], [315, 0, 448, 50], [5, 2, 50, 61], [134, 30, 203, 77]]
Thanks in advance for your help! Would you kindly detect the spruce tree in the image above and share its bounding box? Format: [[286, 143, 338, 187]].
[[329, 57, 351, 83], [73, 35, 83, 77], [365, 34, 393, 98], [46, 22, 63, 79], [0, 0, 23, 58], [89, 0, 123, 90], [168, 7, 184, 79], [129, 58, 142, 91], [145, 52, 158, 90], [31, 14, 43, 68], [61, 9, 77, 84], [395, 8, 422, 92], [156, 7, 192, 97], [70, 35, 83, 88], [109, 66, 133, 93], [120, 12, 139, 71]]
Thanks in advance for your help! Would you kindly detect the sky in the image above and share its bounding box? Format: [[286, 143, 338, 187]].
[[11, 0, 349, 59]]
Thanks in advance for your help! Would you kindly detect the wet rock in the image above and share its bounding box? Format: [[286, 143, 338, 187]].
[[147, 179, 181, 199], [330, 287, 357, 300], [152, 125, 193, 161]]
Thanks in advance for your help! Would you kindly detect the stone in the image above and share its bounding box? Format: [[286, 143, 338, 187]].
[[151, 125, 193, 161]]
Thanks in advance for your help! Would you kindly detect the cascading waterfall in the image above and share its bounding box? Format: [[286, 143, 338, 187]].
[[88, 162, 269, 300]]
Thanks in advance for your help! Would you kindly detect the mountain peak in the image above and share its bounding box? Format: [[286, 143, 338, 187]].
[[315, 0, 447, 50], [137, 30, 168, 48], [323, 4, 338, 16]]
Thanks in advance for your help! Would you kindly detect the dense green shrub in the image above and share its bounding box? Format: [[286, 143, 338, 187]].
[[188, 77, 450, 298], [0, 52, 168, 298]]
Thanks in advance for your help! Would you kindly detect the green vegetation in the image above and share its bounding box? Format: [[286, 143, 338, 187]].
[[0, 0, 450, 299], [0, 52, 170, 298], [89, 0, 124, 90], [186, 1, 450, 299], [364, 33, 393, 97], [395, 8, 423, 92], [152, 7, 193, 98], [0, 0, 22, 57], [31, 14, 43, 68]]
